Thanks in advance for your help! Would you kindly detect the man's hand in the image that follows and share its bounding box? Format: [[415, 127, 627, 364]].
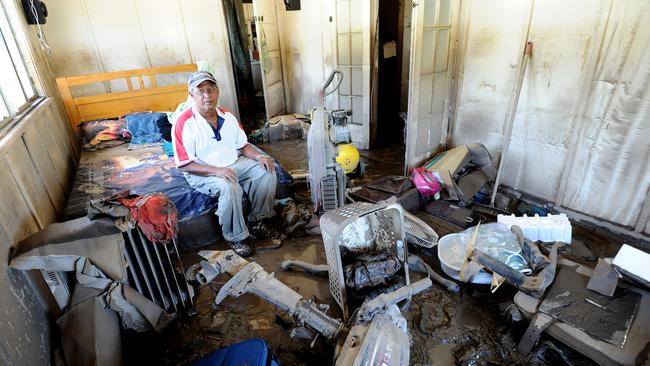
[[258, 156, 275, 173], [213, 167, 238, 183]]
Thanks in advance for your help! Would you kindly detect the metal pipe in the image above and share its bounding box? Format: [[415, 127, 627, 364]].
[[137, 229, 170, 311], [173, 238, 193, 305], [164, 245, 188, 308], [122, 233, 145, 294], [126, 229, 161, 306], [152, 242, 178, 312]]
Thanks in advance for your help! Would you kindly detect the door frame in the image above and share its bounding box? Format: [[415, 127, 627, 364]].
[[403, 0, 462, 171], [252, 0, 287, 120], [328, 0, 378, 150]]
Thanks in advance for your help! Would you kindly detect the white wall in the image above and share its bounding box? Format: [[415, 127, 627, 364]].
[[451, 0, 650, 233], [42, 0, 239, 115], [276, 0, 332, 115], [275, 0, 375, 149]]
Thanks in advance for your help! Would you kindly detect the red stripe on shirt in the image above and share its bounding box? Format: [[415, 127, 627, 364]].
[[173, 108, 194, 165]]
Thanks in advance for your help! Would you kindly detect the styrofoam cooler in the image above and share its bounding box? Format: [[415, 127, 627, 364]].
[[497, 213, 572, 243]]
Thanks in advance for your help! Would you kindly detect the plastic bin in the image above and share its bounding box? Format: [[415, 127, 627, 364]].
[[191, 338, 279, 366]]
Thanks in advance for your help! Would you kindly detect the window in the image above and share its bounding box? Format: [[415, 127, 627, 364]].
[[0, 2, 36, 127]]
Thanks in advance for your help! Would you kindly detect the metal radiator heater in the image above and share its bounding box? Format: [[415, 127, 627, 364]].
[[122, 227, 193, 313]]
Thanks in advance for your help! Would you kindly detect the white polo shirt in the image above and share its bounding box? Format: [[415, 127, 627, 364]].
[[172, 106, 248, 168]]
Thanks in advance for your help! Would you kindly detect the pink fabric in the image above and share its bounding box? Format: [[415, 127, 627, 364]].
[[410, 167, 441, 197]]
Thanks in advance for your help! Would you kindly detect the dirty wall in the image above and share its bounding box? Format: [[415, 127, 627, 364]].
[[451, 0, 650, 234], [276, 1, 331, 115], [276, 0, 374, 149], [41, 0, 239, 117], [0, 0, 79, 363]]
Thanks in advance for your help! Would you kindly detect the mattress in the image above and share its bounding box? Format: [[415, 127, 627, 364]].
[[64, 144, 218, 221]]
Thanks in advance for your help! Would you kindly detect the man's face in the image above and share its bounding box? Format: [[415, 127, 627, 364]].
[[190, 80, 219, 113]]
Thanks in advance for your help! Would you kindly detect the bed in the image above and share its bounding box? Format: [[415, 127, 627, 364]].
[[56, 64, 281, 249], [63, 143, 218, 221]]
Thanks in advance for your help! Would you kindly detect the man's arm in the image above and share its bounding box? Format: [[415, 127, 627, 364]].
[[239, 144, 275, 172], [179, 162, 238, 183]]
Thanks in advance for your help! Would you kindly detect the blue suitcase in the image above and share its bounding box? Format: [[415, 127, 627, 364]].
[[191, 338, 280, 366]]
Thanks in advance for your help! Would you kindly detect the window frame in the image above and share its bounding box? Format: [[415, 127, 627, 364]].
[[0, 0, 39, 130]]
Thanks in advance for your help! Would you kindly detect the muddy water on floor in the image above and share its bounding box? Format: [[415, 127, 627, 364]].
[[408, 283, 525, 365], [124, 141, 533, 364], [132, 236, 526, 365], [257, 139, 406, 182]]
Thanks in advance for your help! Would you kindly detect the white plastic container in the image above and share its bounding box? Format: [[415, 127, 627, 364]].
[[497, 213, 572, 243], [438, 233, 492, 284], [437, 223, 531, 285]]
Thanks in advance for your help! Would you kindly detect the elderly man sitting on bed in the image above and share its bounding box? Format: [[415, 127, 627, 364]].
[[172, 71, 276, 257]]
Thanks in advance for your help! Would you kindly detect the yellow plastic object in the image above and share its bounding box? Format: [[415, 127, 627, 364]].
[[336, 143, 360, 173]]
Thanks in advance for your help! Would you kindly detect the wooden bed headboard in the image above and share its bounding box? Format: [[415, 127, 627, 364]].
[[55, 63, 198, 131]]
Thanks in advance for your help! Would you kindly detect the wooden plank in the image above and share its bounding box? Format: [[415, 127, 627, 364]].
[[56, 64, 198, 133], [148, 74, 157, 88], [64, 63, 197, 86], [55, 77, 81, 135], [76, 90, 189, 121], [22, 126, 66, 218], [4, 140, 57, 228], [0, 156, 39, 243], [52, 100, 81, 161], [45, 100, 80, 173], [36, 105, 74, 190], [32, 101, 70, 180], [73, 84, 186, 105]]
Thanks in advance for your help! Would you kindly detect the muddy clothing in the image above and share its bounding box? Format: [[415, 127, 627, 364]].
[[183, 154, 276, 242]]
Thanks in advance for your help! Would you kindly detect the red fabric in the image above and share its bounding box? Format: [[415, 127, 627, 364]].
[[173, 108, 194, 165], [117, 193, 178, 243]]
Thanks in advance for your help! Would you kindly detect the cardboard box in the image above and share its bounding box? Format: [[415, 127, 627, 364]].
[[423, 143, 493, 205]]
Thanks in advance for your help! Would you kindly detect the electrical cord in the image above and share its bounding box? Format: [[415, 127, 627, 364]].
[[28, 0, 51, 57]]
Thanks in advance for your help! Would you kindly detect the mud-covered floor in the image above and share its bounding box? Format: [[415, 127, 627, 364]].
[[123, 140, 636, 365]]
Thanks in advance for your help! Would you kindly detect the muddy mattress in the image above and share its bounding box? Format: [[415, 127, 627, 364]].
[[64, 144, 218, 221]]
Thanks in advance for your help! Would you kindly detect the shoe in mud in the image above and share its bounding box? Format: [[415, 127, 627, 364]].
[[228, 240, 252, 257]]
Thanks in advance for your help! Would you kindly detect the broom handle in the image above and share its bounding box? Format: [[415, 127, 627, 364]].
[[490, 41, 533, 206]]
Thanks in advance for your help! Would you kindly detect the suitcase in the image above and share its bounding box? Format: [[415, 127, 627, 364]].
[[191, 338, 279, 366]]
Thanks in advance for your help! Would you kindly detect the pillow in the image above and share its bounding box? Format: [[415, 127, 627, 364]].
[[80, 118, 131, 151], [125, 112, 170, 145], [167, 95, 193, 125]]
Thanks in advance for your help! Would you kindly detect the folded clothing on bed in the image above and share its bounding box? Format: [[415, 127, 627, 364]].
[[125, 112, 171, 145], [80, 118, 131, 151]]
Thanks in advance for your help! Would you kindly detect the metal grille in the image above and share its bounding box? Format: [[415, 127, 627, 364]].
[[320, 202, 410, 321], [320, 202, 389, 321], [321, 176, 339, 211], [325, 238, 348, 320], [122, 228, 193, 313]]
